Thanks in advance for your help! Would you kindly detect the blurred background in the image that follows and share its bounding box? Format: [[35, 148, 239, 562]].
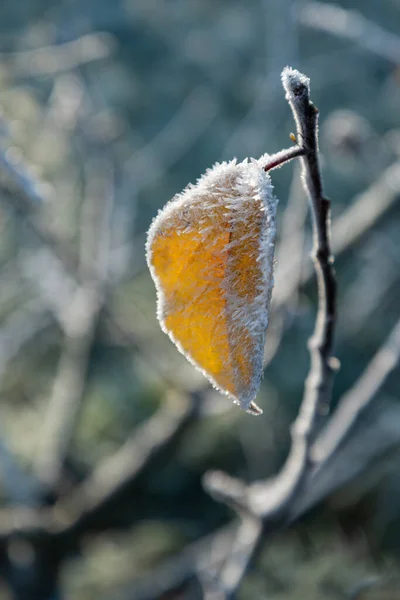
[[0, 0, 400, 598]]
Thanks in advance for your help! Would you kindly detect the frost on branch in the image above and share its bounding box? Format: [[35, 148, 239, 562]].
[[146, 157, 278, 415], [281, 66, 310, 100], [281, 67, 312, 136]]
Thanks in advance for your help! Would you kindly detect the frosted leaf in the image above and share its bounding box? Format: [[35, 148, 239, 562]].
[[146, 157, 278, 415]]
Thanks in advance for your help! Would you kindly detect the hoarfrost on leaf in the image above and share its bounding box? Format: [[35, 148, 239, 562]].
[[146, 157, 279, 414]]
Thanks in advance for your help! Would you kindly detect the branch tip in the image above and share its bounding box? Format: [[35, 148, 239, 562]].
[[281, 66, 310, 100]]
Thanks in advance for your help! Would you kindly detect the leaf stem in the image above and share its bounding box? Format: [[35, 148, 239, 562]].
[[263, 144, 305, 171]]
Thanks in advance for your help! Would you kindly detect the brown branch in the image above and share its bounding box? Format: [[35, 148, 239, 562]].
[[283, 66, 337, 450], [204, 67, 338, 598], [258, 67, 338, 517], [263, 144, 305, 171]]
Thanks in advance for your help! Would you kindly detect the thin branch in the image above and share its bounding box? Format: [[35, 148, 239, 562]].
[[204, 67, 338, 598], [263, 144, 305, 171], [249, 66, 338, 519], [283, 65, 337, 444]]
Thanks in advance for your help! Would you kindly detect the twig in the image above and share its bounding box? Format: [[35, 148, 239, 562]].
[[251, 66, 338, 520], [263, 144, 305, 171], [283, 64, 337, 445], [204, 67, 337, 598]]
